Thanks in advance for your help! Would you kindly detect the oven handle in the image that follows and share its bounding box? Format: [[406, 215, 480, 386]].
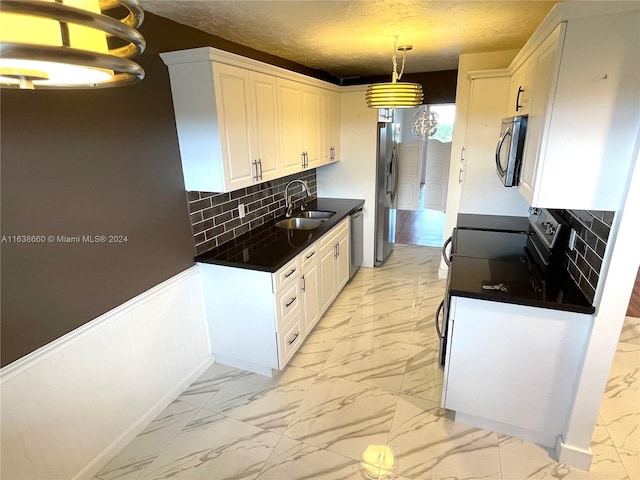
[[435, 299, 445, 338], [441, 236, 452, 266]]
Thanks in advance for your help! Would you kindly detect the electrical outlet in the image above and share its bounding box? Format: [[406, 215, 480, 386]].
[[238, 203, 246, 219], [568, 228, 577, 251]]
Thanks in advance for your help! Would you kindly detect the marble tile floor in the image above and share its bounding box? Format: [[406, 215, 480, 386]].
[[96, 245, 640, 480]]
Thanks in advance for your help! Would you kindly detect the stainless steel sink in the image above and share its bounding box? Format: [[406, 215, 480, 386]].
[[275, 218, 323, 230], [296, 210, 336, 219]]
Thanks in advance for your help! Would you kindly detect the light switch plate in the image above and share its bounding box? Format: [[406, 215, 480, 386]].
[[238, 203, 246, 219]]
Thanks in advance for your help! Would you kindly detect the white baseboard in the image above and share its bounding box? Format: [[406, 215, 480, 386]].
[[455, 412, 557, 448], [1, 266, 211, 480], [555, 436, 594, 471], [215, 354, 274, 377], [74, 355, 214, 480]]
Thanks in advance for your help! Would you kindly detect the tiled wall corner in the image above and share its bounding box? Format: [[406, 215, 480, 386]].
[[187, 170, 317, 255], [559, 209, 614, 303]]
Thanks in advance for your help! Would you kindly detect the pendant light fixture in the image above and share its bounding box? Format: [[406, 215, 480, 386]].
[[0, 0, 146, 90], [365, 36, 423, 109], [411, 106, 439, 138]]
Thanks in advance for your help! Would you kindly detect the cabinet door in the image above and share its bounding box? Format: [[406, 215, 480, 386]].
[[278, 78, 305, 175], [507, 59, 535, 116], [302, 85, 320, 167], [443, 296, 590, 437], [301, 260, 320, 336], [249, 72, 280, 182], [319, 241, 337, 313], [318, 89, 331, 166], [329, 90, 341, 162], [213, 63, 256, 190], [519, 26, 563, 205], [335, 227, 350, 291]]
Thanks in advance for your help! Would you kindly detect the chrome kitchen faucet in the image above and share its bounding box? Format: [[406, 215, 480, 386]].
[[284, 179, 309, 217]]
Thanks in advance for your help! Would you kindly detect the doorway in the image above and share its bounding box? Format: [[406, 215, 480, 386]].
[[394, 104, 455, 247]]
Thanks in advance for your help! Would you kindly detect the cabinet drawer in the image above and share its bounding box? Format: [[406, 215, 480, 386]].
[[277, 317, 303, 368], [276, 281, 301, 328], [273, 257, 299, 292], [320, 217, 349, 248], [300, 244, 318, 267]]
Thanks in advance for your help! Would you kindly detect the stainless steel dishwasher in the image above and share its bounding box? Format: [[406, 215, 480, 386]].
[[350, 208, 363, 279]]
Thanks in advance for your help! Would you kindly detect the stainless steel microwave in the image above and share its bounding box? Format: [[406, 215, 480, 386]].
[[495, 115, 528, 187]]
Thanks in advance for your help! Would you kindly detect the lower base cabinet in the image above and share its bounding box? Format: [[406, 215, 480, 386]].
[[198, 217, 350, 376], [442, 296, 592, 447]]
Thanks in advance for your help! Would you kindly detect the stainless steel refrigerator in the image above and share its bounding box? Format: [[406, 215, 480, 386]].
[[374, 122, 398, 266]]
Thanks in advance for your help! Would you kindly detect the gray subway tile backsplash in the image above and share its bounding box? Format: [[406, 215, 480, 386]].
[[559, 209, 614, 304], [187, 170, 317, 255]]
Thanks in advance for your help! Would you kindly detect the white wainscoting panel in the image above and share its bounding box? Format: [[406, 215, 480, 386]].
[[0, 266, 211, 480]]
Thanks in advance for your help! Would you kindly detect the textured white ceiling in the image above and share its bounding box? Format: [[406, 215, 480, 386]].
[[140, 0, 561, 79]]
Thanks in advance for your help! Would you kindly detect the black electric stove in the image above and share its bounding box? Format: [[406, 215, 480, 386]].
[[436, 210, 594, 367]]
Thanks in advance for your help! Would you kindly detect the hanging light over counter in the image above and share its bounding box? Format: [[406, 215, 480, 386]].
[[366, 38, 423, 109], [0, 0, 146, 90]]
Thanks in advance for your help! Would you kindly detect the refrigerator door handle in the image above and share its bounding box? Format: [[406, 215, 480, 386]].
[[390, 145, 399, 202]]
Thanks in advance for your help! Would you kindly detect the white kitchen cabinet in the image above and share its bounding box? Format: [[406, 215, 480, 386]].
[[302, 85, 321, 167], [250, 71, 281, 182], [329, 90, 341, 162], [318, 89, 341, 166], [319, 218, 350, 312], [514, 10, 640, 210], [277, 78, 306, 174], [300, 243, 320, 336], [442, 296, 592, 447], [198, 217, 350, 376], [161, 47, 341, 192], [458, 70, 530, 216], [159, 59, 277, 192], [506, 56, 535, 116]]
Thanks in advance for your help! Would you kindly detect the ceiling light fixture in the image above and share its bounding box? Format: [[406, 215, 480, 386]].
[[411, 106, 439, 138], [365, 36, 423, 109], [0, 0, 146, 90]]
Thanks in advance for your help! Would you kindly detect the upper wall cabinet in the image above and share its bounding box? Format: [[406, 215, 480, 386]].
[[511, 7, 640, 210], [161, 47, 341, 193]]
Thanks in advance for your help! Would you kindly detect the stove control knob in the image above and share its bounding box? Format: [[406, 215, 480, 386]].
[[540, 222, 556, 235]]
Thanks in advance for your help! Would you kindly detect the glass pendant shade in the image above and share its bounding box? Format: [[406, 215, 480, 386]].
[[0, 0, 146, 89], [411, 107, 439, 137], [365, 82, 423, 109]]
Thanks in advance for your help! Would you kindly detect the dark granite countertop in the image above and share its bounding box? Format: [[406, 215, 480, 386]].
[[449, 254, 595, 314], [195, 198, 364, 272]]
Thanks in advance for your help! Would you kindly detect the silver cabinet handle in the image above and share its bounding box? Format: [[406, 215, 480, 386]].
[[284, 268, 296, 278], [301, 274, 306, 292], [288, 332, 299, 345], [258, 158, 263, 180], [301, 152, 305, 167], [253, 159, 259, 181], [334, 244, 338, 258], [460, 146, 465, 162], [458, 167, 464, 184], [336, 242, 340, 256], [285, 296, 297, 308]]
